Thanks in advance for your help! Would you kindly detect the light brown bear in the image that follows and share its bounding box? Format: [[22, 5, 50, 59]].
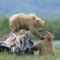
[[9, 13, 45, 38], [31, 32, 55, 55]]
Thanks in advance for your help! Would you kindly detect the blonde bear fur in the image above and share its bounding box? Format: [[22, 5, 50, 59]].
[[9, 13, 45, 38]]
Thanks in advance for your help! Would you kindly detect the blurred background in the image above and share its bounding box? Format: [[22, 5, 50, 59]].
[[0, 0, 60, 40]]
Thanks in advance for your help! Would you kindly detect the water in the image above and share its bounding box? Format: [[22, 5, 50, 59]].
[[54, 40, 60, 48], [33, 40, 60, 48]]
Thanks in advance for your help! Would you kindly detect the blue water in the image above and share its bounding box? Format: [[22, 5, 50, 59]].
[[54, 40, 60, 48], [34, 40, 60, 48]]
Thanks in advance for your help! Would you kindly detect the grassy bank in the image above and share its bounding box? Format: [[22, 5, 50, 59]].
[[0, 16, 11, 37], [0, 48, 60, 60]]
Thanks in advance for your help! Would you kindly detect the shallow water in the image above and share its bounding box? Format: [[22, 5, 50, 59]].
[[33, 40, 60, 48], [54, 40, 60, 48]]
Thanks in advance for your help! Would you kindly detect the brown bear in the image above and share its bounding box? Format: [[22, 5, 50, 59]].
[[9, 13, 45, 38], [31, 32, 55, 55]]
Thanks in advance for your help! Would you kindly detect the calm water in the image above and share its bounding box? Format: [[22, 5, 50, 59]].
[[54, 40, 60, 48], [34, 40, 60, 48]]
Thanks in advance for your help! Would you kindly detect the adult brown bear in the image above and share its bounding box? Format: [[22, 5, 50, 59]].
[[9, 13, 45, 38]]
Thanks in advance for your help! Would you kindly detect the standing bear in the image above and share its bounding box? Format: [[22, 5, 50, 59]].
[[9, 13, 45, 38]]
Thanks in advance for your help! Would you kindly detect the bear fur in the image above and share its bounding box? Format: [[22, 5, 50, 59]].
[[31, 32, 55, 55], [9, 13, 45, 38]]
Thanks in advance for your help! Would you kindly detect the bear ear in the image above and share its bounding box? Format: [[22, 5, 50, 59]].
[[32, 16, 36, 20]]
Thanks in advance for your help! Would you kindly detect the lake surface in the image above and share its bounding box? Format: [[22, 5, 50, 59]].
[[34, 40, 60, 48], [54, 40, 60, 48]]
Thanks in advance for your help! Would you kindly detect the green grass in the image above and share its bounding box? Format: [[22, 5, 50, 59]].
[[0, 48, 60, 60]]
